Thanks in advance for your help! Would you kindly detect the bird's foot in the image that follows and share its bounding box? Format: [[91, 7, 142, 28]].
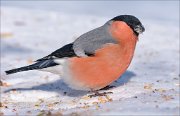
[[88, 90, 113, 98]]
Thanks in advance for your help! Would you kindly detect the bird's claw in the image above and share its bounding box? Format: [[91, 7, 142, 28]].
[[88, 91, 113, 98]]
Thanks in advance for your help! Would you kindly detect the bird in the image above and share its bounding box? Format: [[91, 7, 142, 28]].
[[5, 15, 145, 96]]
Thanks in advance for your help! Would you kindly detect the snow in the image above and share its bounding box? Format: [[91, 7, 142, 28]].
[[0, 5, 179, 115]]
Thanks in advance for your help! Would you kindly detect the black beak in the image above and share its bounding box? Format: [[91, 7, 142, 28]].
[[134, 24, 145, 34], [141, 25, 145, 32]]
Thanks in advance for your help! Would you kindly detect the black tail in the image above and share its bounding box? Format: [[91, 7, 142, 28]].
[[5, 60, 59, 75]]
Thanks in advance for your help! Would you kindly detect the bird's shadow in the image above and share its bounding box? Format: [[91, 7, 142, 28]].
[[1, 42, 32, 55], [4, 71, 136, 97], [111, 70, 136, 87]]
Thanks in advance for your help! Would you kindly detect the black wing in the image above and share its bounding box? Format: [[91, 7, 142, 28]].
[[37, 43, 95, 61], [36, 43, 77, 61]]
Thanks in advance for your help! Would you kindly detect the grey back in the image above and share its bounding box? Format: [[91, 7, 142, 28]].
[[73, 21, 118, 57]]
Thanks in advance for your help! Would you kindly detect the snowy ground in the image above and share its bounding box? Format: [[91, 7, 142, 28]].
[[0, 7, 179, 115]]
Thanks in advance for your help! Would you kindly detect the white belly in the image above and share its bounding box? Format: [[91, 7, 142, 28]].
[[39, 59, 65, 75]]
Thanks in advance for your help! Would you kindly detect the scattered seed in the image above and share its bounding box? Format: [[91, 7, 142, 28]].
[[81, 96, 91, 100], [0, 80, 11, 87], [162, 95, 174, 101], [144, 83, 153, 90], [70, 112, 81, 116], [0, 32, 13, 38], [0, 102, 3, 107]]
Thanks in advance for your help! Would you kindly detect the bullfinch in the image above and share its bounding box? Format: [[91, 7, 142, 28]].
[[5, 15, 145, 96]]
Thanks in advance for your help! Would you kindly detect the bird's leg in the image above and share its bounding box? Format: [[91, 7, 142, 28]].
[[88, 89, 113, 98]]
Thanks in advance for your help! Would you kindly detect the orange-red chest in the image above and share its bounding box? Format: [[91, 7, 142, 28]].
[[68, 21, 138, 90]]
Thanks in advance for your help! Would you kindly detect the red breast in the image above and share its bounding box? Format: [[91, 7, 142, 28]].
[[67, 21, 138, 90]]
